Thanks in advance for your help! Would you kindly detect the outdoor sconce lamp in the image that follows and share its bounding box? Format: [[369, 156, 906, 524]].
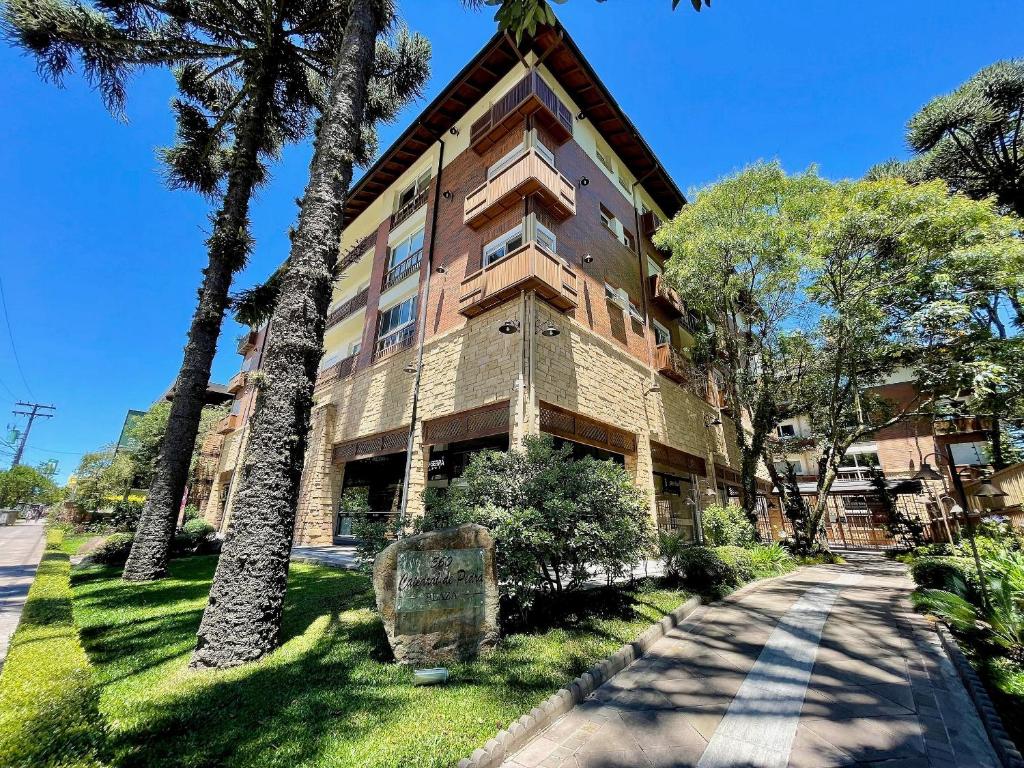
[[973, 479, 1008, 500], [580, 176, 590, 187], [646, 381, 661, 394], [704, 414, 723, 428], [435, 265, 447, 274], [912, 461, 943, 481], [403, 362, 419, 374], [442, 190, 454, 201], [449, 126, 460, 136], [576, 111, 585, 121], [539, 322, 560, 337], [582, 253, 594, 264], [498, 319, 522, 335]]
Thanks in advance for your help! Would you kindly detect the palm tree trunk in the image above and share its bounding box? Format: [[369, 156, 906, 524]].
[[190, 0, 382, 668], [122, 69, 277, 582]]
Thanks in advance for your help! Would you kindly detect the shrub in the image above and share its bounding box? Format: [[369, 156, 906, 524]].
[[914, 543, 953, 558], [182, 503, 200, 523], [108, 499, 143, 532], [715, 545, 755, 582], [910, 556, 978, 595], [0, 529, 107, 767], [749, 543, 794, 578], [91, 532, 135, 566], [172, 519, 216, 556], [676, 546, 738, 593], [701, 504, 756, 547], [658, 530, 689, 583], [421, 436, 653, 611]]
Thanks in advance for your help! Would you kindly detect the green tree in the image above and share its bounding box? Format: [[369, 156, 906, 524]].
[[423, 436, 653, 610], [2, 0, 420, 582], [69, 446, 133, 512], [0, 465, 60, 508], [654, 162, 824, 524], [191, 0, 428, 669]]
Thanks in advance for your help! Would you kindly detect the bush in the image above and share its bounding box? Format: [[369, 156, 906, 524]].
[[108, 499, 143, 532], [172, 519, 216, 556], [676, 546, 738, 593], [0, 529, 107, 767], [715, 545, 755, 582], [421, 436, 653, 611], [914, 543, 953, 558], [182, 503, 200, 523], [749, 543, 794, 578], [91, 532, 135, 566], [658, 530, 689, 583], [701, 504, 756, 547], [910, 556, 978, 595]]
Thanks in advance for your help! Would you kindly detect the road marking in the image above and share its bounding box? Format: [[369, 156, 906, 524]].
[[697, 572, 863, 768]]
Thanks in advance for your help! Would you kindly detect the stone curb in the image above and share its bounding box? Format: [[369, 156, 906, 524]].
[[455, 595, 702, 768], [935, 623, 1024, 768], [289, 555, 357, 570]]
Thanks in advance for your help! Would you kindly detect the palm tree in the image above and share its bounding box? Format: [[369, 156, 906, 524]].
[[191, 0, 428, 667], [2, 0, 397, 581]]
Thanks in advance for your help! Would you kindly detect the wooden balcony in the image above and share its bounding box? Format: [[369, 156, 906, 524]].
[[236, 330, 258, 356], [459, 242, 578, 318], [315, 354, 357, 390], [373, 323, 417, 362], [654, 344, 722, 407], [470, 70, 573, 155], [326, 286, 369, 329], [649, 274, 684, 318], [226, 370, 248, 395], [217, 414, 241, 435], [464, 149, 575, 229], [640, 210, 664, 240]]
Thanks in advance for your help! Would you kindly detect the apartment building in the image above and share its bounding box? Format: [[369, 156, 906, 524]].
[[203, 20, 744, 545], [771, 371, 996, 544]]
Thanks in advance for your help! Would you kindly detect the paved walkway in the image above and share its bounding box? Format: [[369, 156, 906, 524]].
[[502, 552, 999, 768], [0, 520, 46, 671], [291, 542, 359, 569]]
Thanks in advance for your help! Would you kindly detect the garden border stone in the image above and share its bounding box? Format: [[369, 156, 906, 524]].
[[455, 594, 702, 768], [936, 623, 1024, 768]]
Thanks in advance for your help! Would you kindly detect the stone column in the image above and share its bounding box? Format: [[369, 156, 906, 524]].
[[294, 403, 337, 545], [629, 430, 658, 527]]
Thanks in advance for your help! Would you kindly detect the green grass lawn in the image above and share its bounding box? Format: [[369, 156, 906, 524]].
[[68, 556, 689, 768], [59, 533, 95, 557]]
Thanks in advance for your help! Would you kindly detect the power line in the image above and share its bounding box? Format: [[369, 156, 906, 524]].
[[0, 275, 34, 398]]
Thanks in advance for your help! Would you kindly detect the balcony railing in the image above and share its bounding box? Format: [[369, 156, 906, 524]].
[[338, 231, 377, 272], [640, 210, 665, 241], [315, 353, 357, 390], [374, 323, 417, 362], [470, 70, 573, 154], [382, 251, 422, 292], [236, 330, 258, 356], [649, 274, 685, 318], [464, 148, 575, 229], [326, 286, 369, 329], [653, 344, 723, 406], [459, 241, 578, 318], [390, 188, 429, 229]]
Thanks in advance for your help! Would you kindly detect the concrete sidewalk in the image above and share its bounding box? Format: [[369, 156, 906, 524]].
[[501, 552, 1000, 768], [0, 520, 46, 671]]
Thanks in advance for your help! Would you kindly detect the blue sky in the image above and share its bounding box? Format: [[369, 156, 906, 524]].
[[1, 0, 1021, 482]]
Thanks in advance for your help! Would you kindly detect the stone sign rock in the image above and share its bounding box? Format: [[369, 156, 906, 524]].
[[373, 523, 499, 666]]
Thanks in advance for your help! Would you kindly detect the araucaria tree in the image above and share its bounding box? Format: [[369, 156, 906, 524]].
[[3, 0, 394, 581], [191, 0, 428, 668]]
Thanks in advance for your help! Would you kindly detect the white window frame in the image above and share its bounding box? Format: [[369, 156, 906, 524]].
[[652, 319, 671, 346], [596, 144, 614, 173], [378, 296, 418, 342], [389, 228, 424, 269], [535, 221, 557, 254], [395, 170, 431, 211], [483, 224, 524, 267], [349, 341, 361, 358], [777, 423, 797, 438]]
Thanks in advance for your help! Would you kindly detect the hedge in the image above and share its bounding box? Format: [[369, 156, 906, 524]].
[[0, 529, 107, 768], [909, 556, 979, 597], [715, 546, 755, 583], [676, 546, 738, 592]]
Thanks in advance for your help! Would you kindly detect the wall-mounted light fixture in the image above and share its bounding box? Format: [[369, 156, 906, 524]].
[[436, 265, 448, 275], [576, 111, 585, 121], [646, 381, 661, 394], [704, 414, 723, 428], [498, 319, 522, 335], [582, 253, 594, 264], [403, 362, 419, 374], [539, 322, 560, 338], [580, 177, 590, 187], [442, 190, 454, 201], [449, 126, 460, 136]]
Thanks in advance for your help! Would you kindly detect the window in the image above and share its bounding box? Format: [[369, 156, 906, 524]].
[[600, 205, 614, 231], [596, 145, 614, 173], [349, 341, 361, 358], [777, 424, 796, 438], [318, 353, 340, 372], [483, 225, 524, 266], [774, 460, 803, 476], [379, 296, 417, 340], [396, 170, 431, 210], [622, 228, 636, 251], [653, 320, 671, 346], [535, 221, 557, 253], [648, 257, 663, 278], [628, 298, 644, 323], [389, 228, 424, 269], [600, 204, 634, 250]]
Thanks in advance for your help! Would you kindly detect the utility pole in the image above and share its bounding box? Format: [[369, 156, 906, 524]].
[[11, 402, 55, 468]]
